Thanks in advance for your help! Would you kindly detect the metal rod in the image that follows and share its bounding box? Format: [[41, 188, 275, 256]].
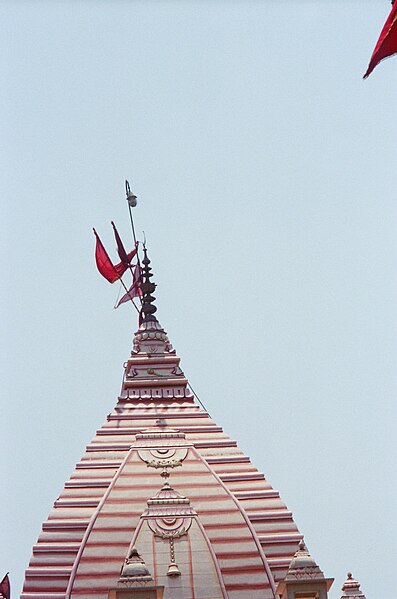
[[187, 382, 210, 415], [125, 181, 142, 313], [118, 276, 140, 313], [125, 180, 138, 246], [129, 207, 143, 308], [128, 204, 137, 246]]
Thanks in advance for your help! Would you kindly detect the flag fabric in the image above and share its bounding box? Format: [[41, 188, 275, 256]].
[[0, 573, 10, 599], [364, 1, 397, 78], [131, 264, 143, 298], [93, 229, 133, 283], [111, 221, 137, 266], [115, 264, 143, 308]]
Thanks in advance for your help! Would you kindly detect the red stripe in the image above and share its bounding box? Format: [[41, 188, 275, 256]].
[[84, 526, 135, 533], [95, 511, 141, 518], [216, 551, 259, 559], [204, 522, 248, 531], [84, 541, 129, 548], [78, 555, 132, 564], [110, 481, 219, 490], [225, 582, 271, 591], [221, 564, 265, 574], [102, 493, 231, 504], [116, 469, 214, 478], [252, 526, 298, 534], [74, 572, 119, 579], [209, 536, 253, 544]]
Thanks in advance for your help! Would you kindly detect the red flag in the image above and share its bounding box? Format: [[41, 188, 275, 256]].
[[0, 573, 10, 599], [115, 264, 143, 308], [93, 229, 132, 283], [111, 221, 137, 266], [364, 2, 397, 78]]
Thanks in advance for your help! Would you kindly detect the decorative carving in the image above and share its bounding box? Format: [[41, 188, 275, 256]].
[[119, 387, 192, 400], [138, 446, 188, 466], [167, 537, 181, 577], [135, 435, 195, 580], [117, 546, 154, 588], [144, 478, 196, 580], [146, 459, 182, 470], [110, 546, 165, 599], [171, 366, 184, 376], [132, 320, 174, 354], [146, 368, 168, 377]]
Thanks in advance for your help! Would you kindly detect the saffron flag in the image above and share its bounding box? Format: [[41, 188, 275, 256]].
[[115, 264, 143, 308], [364, 1, 397, 78], [0, 573, 10, 599], [111, 221, 137, 266], [93, 229, 135, 284]]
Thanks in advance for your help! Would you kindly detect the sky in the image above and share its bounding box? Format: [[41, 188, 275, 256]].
[[1, 1, 396, 598]]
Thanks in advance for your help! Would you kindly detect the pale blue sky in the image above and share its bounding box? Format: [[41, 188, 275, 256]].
[[1, 1, 396, 598]]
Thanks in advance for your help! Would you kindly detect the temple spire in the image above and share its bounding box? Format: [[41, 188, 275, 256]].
[[140, 245, 158, 322]]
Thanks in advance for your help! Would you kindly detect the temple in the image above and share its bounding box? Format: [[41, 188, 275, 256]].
[[21, 244, 365, 598]]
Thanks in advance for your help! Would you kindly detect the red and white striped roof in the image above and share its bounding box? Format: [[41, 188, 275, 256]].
[[22, 318, 304, 599], [340, 573, 366, 599]]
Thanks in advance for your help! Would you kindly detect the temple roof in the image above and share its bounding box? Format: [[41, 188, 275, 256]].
[[22, 261, 307, 598], [340, 572, 367, 599], [275, 539, 334, 598], [283, 540, 326, 581]]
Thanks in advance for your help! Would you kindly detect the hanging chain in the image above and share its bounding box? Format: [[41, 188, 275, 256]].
[[169, 536, 176, 563]]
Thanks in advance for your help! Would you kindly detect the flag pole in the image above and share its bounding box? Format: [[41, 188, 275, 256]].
[[125, 180, 138, 246], [118, 276, 140, 314], [125, 180, 143, 309], [111, 220, 140, 312]]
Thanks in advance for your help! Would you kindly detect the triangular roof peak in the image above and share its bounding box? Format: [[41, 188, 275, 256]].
[[284, 540, 326, 582], [276, 539, 334, 598], [118, 546, 154, 585], [23, 198, 322, 598], [340, 572, 366, 599]]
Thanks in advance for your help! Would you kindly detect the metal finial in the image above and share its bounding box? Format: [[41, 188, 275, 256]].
[[125, 180, 137, 207], [140, 246, 158, 322]]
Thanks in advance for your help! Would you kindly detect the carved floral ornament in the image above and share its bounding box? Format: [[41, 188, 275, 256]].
[[127, 366, 184, 379]]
